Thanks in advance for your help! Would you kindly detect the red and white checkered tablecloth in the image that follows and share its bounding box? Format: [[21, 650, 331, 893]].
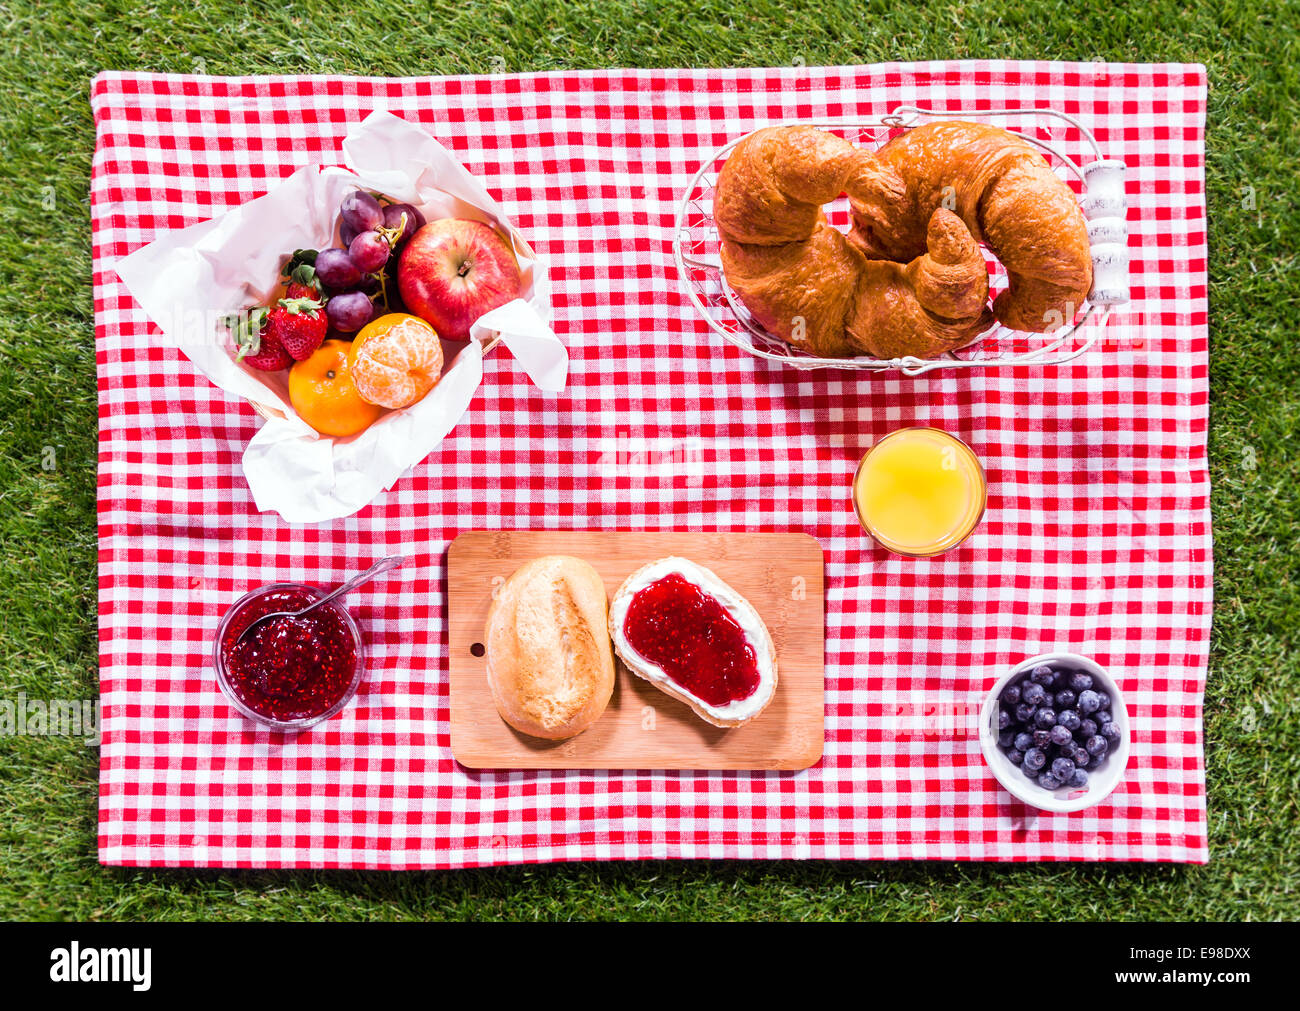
[[92, 61, 1211, 867]]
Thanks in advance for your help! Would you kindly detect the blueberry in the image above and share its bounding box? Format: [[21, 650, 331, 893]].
[[1007, 749, 1025, 766], [1068, 769, 1088, 788], [1051, 757, 1076, 780], [1085, 735, 1108, 757], [1100, 721, 1122, 743], [1037, 772, 1062, 790], [1001, 683, 1022, 706], [1024, 748, 1047, 772], [1095, 709, 1113, 728], [1030, 665, 1056, 686], [1072, 744, 1091, 765], [1095, 691, 1111, 711], [1050, 725, 1073, 746], [998, 709, 1012, 730], [1034, 708, 1057, 729], [1087, 754, 1105, 770], [1032, 729, 1052, 748], [998, 727, 1017, 748], [1015, 703, 1037, 723], [1078, 690, 1102, 715], [1079, 718, 1098, 739], [1012, 732, 1033, 752], [1068, 672, 1092, 692], [1022, 682, 1046, 706], [1054, 689, 1077, 709], [1057, 709, 1082, 732]]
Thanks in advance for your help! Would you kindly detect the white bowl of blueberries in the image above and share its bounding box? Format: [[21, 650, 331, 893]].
[[980, 652, 1129, 813]]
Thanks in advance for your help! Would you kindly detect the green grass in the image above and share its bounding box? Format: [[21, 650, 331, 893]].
[[1, 0, 1297, 921]]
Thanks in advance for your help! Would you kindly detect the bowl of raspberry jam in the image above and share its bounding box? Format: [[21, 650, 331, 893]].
[[214, 582, 364, 732]]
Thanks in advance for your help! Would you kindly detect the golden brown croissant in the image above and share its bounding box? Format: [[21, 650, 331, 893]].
[[848, 208, 995, 359], [719, 218, 863, 357], [721, 208, 991, 359], [712, 121, 1093, 359], [714, 126, 861, 245], [848, 121, 1093, 332]]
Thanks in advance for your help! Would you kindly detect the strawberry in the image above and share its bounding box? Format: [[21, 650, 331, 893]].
[[224, 306, 293, 372], [265, 296, 328, 361], [283, 259, 322, 301]]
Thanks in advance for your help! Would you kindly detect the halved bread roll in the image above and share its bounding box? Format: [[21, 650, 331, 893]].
[[485, 555, 615, 740], [609, 557, 777, 728]]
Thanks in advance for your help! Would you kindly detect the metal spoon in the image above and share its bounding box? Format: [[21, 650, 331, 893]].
[[233, 555, 406, 649]]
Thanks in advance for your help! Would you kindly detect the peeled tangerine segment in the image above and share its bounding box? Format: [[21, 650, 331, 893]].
[[350, 314, 444, 409]]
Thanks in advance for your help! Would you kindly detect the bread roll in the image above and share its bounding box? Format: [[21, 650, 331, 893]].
[[609, 557, 777, 729], [484, 555, 615, 740]]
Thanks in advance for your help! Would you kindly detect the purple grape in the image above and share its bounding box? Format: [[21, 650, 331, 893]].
[[315, 248, 362, 292], [340, 220, 359, 248], [326, 291, 374, 334], [349, 230, 391, 273], [340, 190, 383, 233], [383, 202, 425, 244]]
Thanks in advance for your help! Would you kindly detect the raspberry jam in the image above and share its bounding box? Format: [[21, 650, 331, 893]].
[[622, 572, 761, 707], [216, 586, 361, 728]]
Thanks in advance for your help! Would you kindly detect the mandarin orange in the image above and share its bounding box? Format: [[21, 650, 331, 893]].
[[349, 313, 444, 410], [288, 339, 385, 438]]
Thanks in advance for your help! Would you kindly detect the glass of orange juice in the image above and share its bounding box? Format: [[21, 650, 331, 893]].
[[853, 427, 987, 557]]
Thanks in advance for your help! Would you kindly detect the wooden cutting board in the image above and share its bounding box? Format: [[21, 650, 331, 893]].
[[447, 531, 825, 770]]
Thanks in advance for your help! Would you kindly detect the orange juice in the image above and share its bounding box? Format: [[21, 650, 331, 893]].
[[853, 428, 986, 557]]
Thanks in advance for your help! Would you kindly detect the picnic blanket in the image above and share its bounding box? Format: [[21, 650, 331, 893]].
[[91, 60, 1211, 867]]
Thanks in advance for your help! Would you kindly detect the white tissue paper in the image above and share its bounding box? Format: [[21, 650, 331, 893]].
[[115, 110, 568, 523]]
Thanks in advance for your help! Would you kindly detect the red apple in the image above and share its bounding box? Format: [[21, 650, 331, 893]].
[[397, 218, 522, 341]]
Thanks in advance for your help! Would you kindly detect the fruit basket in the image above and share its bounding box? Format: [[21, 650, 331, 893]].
[[116, 111, 566, 523], [673, 106, 1129, 376]]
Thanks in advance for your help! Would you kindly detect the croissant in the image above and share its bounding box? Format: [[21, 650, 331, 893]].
[[712, 121, 1093, 360], [714, 126, 862, 245], [848, 121, 1093, 333], [721, 208, 992, 359]]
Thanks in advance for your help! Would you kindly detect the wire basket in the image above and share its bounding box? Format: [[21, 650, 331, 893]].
[[672, 106, 1129, 376]]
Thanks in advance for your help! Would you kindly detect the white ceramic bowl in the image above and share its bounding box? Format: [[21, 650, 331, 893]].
[[979, 652, 1130, 813]]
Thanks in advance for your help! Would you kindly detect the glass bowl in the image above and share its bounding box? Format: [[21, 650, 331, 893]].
[[213, 582, 365, 732]]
